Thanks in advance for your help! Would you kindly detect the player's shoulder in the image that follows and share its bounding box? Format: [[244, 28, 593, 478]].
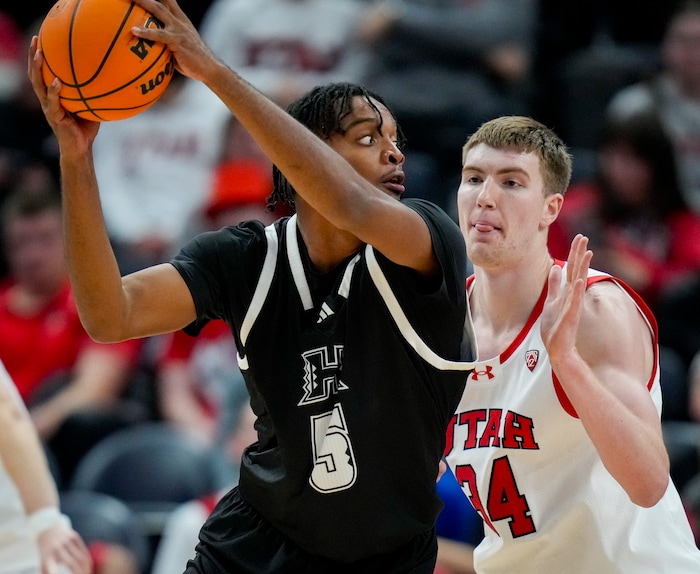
[[583, 279, 628, 312], [580, 272, 648, 335], [176, 219, 273, 270], [582, 267, 623, 302]]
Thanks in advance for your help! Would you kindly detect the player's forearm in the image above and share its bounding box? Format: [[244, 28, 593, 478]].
[[199, 60, 436, 272], [0, 394, 59, 513], [200, 59, 387, 231], [551, 352, 669, 507], [133, 0, 437, 270], [60, 151, 129, 342]]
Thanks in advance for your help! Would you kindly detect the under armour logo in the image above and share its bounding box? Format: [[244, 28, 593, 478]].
[[526, 350, 539, 372], [471, 365, 495, 381]]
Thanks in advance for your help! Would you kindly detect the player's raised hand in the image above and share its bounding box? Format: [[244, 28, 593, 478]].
[[540, 234, 593, 367], [130, 0, 220, 83], [27, 36, 99, 156], [38, 522, 92, 574]]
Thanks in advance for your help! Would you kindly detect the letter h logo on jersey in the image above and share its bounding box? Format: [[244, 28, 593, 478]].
[[298, 345, 349, 406]]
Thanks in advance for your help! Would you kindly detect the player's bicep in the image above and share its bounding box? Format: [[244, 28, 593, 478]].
[[122, 263, 197, 339], [577, 282, 659, 420]]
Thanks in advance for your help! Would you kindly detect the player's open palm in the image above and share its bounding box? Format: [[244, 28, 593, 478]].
[[27, 37, 100, 156], [541, 234, 593, 366]]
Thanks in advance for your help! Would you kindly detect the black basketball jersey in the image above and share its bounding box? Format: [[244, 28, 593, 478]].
[[171, 198, 475, 562]]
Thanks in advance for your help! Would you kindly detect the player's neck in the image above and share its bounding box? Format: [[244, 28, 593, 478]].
[[471, 251, 553, 333], [296, 214, 363, 273]]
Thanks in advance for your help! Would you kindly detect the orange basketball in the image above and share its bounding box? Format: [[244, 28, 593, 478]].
[[38, 0, 175, 121]]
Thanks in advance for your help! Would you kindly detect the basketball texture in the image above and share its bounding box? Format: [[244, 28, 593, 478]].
[[38, 0, 175, 121]]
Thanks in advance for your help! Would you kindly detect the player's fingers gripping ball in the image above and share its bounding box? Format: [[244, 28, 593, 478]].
[[38, 0, 175, 121]]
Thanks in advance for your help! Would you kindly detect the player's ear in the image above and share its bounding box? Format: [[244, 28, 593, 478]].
[[540, 193, 563, 229]]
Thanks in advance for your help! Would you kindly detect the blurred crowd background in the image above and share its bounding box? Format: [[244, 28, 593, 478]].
[[2, 1, 700, 573]]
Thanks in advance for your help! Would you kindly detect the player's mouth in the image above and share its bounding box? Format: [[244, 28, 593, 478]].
[[382, 171, 405, 196], [473, 220, 501, 232]]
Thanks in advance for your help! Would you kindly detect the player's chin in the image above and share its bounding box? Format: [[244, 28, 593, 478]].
[[380, 182, 404, 199], [466, 235, 496, 257]]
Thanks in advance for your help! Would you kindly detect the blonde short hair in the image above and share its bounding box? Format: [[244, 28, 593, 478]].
[[463, 116, 572, 197]]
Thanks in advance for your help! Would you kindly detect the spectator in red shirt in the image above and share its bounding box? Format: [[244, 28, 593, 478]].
[[0, 188, 145, 484], [548, 110, 700, 313]]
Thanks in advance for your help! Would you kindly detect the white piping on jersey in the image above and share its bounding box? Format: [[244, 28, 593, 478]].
[[237, 223, 279, 370], [286, 214, 314, 310], [338, 254, 360, 297], [236, 215, 476, 373], [285, 214, 358, 302], [364, 245, 476, 371]]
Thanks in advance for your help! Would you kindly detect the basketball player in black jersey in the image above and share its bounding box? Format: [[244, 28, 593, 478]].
[[28, 0, 476, 571]]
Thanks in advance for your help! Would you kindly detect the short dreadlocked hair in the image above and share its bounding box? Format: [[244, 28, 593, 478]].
[[267, 82, 404, 211]]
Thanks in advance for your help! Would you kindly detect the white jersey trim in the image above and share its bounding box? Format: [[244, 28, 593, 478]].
[[236, 218, 476, 373], [237, 222, 279, 370], [364, 245, 476, 371], [286, 214, 313, 310]]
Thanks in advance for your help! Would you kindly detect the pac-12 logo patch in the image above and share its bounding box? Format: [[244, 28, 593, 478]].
[[525, 350, 539, 371]]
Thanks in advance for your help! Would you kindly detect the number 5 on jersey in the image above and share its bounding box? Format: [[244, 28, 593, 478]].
[[309, 404, 357, 493]]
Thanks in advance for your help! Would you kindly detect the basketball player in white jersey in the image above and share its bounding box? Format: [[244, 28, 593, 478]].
[[444, 115, 700, 572], [0, 360, 91, 574]]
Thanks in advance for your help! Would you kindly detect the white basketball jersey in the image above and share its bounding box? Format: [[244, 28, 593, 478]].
[[0, 362, 40, 574], [445, 266, 700, 573]]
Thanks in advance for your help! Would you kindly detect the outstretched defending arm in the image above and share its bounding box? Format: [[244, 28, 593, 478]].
[[541, 235, 669, 507]]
